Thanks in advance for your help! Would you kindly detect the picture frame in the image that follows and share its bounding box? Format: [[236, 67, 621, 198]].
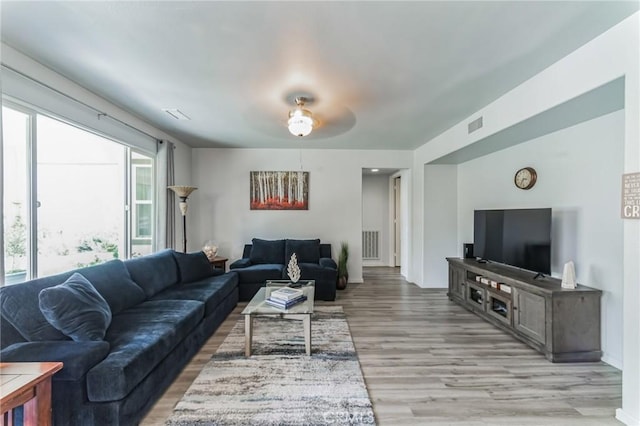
[[250, 171, 309, 210]]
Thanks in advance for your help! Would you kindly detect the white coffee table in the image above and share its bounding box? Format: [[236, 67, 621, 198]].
[[241, 281, 315, 356]]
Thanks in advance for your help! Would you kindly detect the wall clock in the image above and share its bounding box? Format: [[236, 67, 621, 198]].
[[514, 167, 537, 190]]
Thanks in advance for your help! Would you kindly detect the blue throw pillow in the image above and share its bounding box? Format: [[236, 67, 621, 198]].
[[249, 239, 285, 264], [38, 273, 112, 342], [285, 239, 321, 264], [172, 251, 215, 283]]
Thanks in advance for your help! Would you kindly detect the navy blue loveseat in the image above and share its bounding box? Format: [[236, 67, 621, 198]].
[[0, 249, 238, 425], [230, 238, 337, 301]]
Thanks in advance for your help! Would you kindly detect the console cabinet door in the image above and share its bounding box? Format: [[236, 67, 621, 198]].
[[466, 282, 486, 312], [448, 266, 465, 300], [512, 288, 546, 344]]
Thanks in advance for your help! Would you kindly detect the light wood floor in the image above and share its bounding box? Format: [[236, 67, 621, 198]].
[[141, 267, 622, 425]]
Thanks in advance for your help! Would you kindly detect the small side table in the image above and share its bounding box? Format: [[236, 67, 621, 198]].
[[1, 362, 63, 426], [210, 256, 228, 271]]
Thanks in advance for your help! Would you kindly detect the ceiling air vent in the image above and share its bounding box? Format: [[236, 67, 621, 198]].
[[162, 109, 191, 120], [468, 116, 483, 134]]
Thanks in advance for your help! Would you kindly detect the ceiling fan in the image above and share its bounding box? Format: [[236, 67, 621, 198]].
[[243, 91, 356, 140]]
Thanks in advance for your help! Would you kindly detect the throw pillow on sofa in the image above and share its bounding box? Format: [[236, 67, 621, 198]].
[[173, 251, 222, 283], [285, 239, 321, 264], [39, 272, 112, 341], [250, 238, 285, 264]]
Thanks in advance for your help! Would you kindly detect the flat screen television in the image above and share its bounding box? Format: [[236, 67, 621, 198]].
[[473, 208, 551, 275]]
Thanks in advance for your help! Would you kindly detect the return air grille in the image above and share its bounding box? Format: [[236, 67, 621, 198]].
[[362, 231, 380, 260]]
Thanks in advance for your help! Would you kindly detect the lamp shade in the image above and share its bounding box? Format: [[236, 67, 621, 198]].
[[168, 185, 197, 198]]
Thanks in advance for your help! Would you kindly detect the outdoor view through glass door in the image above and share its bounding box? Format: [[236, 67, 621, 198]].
[[36, 115, 127, 276], [2, 105, 154, 284]]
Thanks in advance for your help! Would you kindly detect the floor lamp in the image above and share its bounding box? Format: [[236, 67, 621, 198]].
[[168, 185, 197, 253]]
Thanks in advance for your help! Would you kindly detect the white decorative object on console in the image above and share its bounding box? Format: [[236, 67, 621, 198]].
[[562, 261, 577, 289]]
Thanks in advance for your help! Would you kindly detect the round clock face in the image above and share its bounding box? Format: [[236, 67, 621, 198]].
[[514, 167, 537, 190]]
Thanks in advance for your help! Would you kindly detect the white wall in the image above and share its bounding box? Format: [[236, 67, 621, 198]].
[[190, 148, 412, 283], [457, 110, 624, 367], [362, 174, 390, 266], [423, 165, 458, 287], [411, 14, 639, 424]]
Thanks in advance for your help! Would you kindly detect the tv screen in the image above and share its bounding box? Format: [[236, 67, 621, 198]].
[[473, 208, 551, 274]]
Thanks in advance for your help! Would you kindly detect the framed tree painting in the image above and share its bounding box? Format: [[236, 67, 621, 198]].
[[250, 171, 309, 210]]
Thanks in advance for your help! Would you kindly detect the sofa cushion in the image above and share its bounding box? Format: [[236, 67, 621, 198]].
[[0, 276, 68, 342], [285, 239, 321, 264], [0, 319, 27, 349], [86, 299, 204, 401], [39, 273, 112, 342], [0, 341, 110, 381], [172, 251, 216, 283], [234, 264, 284, 283], [0, 260, 142, 342], [152, 273, 238, 316], [250, 238, 285, 265], [125, 249, 179, 298]]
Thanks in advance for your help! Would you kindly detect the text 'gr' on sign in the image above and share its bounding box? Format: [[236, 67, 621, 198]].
[[622, 172, 640, 219]]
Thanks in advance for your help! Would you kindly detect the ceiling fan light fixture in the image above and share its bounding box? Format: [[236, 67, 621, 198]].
[[288, 97, 314, 137]]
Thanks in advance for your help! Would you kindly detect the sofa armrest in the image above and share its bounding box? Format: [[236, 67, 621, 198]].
[[0, 340, 110, 381], [319, 258, 337, 269], [230, 258, 252, 269]]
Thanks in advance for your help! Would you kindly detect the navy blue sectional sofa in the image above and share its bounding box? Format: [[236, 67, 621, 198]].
[[0, 249, 239, 425], [230, 238, 337, 301]]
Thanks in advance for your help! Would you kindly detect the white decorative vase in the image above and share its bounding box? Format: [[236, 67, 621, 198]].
[[561, 261, 577, 289], [202, 241, 218, 261]]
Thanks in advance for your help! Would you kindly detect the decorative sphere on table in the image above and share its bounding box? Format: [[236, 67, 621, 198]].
[[202, 241, 218, 261]]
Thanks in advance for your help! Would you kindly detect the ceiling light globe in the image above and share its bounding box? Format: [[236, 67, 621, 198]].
[[288, 114, 313, 137]]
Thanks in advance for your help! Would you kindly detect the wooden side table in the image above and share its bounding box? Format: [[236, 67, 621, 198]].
[[210, 256, 228, 271], [1, 362, 63, 426]]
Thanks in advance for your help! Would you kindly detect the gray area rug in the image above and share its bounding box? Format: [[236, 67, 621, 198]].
[[166, 306, 375, 426]]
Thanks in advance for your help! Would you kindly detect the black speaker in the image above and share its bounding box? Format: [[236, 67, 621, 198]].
[[463, 243, 474, 259]]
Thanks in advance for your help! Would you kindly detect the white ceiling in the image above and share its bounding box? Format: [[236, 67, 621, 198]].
[[1, 1, 637, 150]]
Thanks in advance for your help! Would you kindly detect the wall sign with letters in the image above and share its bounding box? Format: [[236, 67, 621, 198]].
[[622, 172, 640, 219]]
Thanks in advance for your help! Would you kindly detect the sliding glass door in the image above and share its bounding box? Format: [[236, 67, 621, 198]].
[[36, 115, 127, 276], [2, 103, 155, 283]]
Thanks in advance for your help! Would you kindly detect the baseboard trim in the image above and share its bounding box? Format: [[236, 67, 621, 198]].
[[616, 408, 640, 426]]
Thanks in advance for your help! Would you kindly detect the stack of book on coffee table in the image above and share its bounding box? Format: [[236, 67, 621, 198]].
[[266, 286, 307, 309]]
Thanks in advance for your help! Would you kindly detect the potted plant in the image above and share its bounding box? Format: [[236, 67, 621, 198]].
[[337, 241, 349, 290], [5, 209, 27, 284]]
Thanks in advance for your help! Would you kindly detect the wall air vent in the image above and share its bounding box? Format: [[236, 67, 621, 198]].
[[363, 231, 380, 260], [162, 109, 191, 120], [468, 116, 483, 134]]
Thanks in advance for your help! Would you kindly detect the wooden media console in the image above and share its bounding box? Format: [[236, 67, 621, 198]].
[[447, 258, 602, 362]]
